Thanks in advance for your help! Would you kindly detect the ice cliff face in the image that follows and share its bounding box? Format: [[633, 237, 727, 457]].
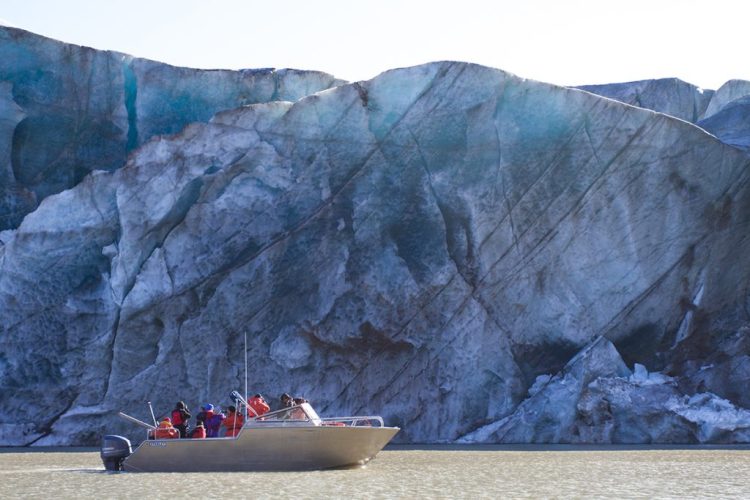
[[702, 79, 750, 119], [2, 31, 750, 446], [582, 78, 750, 151], [578, 78, 714, 123], [0, 26, 343, 230], [697, 95, 750, 151]]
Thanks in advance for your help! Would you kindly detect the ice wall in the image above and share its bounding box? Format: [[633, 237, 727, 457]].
[[2, 59, 750, 445], [0, 26, 343, 230]]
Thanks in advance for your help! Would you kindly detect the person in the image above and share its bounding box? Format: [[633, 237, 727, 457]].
[[171, 401, 191, 438], [248, 394, 270, 417], [189, 421, 206, 439], [154, 417, 179, 439], [196, 403, 214, 428], [206, 408, 226, 438], [291, 397, 308, 420], [279, 393, 294, 410], [222, 405, 244, 437]]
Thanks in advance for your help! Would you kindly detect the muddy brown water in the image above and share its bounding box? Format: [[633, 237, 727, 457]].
[[1, 445, 749, 498]]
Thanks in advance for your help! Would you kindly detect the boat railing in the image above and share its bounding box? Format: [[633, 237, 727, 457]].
[[245, 403, 385, 428], [246, 403, 319, 426], [319, 416, 385, 427]]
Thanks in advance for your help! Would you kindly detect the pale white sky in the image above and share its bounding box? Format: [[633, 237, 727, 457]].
[[2, 0, 748, 90]]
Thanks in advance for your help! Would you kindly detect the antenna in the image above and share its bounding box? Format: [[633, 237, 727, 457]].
[[147, 401, 157, 427], [244, 331, 248, 420]]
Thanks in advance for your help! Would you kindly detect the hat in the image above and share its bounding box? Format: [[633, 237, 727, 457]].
[[161, 417, 171, 423], [203, 404, 214, 411]]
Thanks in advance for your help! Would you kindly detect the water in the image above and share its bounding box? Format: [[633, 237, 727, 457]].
[[2, 446, 750, 499]]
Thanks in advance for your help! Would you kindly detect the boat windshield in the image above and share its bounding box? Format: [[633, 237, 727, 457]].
[[249, 403, 321, 425]]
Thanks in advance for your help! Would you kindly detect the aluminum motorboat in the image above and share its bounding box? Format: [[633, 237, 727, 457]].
[[101, 400, 399, 472]]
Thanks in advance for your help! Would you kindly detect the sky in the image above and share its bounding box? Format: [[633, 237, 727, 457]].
[[2, 0, 748, 90]]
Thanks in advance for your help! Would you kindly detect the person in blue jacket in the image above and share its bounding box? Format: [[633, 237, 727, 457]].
[[206, 408, 226, 437]]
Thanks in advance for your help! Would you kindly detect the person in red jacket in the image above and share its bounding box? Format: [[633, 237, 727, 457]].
[[222, 405, 244, 437], [248, 394, 270, 418], [190, 421, 206, 439], [154, 418, 179, 439], [171, 401, 191, 438]]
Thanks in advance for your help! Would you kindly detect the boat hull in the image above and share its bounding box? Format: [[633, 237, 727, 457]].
[[122, 425, 399, 472]]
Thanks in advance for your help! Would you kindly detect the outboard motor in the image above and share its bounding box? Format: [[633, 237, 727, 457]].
[[101, 435, 132, 471]]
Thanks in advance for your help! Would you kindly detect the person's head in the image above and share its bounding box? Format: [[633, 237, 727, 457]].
[[176, 401, 185, 409], [160, 417, 172, 427], [203, 403, 214, 412], [254, 393, 263, 400], [281, 393, 292, 403], [293, 397, 306, 405], [195, 421, 204, 428], [228, 405, 237, 414]]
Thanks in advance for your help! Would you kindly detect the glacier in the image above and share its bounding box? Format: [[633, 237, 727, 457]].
[[0, 26, 342, 230], [2, 27, 750, 446]]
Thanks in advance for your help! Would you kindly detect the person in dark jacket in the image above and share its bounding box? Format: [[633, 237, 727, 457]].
[[279, 393, 294, 411], [171, 401, 191, 438]]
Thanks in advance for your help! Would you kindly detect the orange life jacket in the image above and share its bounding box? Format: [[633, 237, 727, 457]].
[[223, 412, 244, 437], [248, 397, 270, 417], [154, 422, 179, 439]]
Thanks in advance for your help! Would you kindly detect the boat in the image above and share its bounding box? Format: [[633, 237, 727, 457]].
[[101, 396, 399, 472]]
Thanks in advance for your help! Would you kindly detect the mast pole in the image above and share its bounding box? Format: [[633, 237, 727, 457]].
[[147, 401, 157, 427], [244, 331, 249, 420]]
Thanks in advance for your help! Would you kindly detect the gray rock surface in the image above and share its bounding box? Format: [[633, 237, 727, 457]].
[[2, 54, 750, 446], [577, 78, 714, 123], [0, 26, 343, 230]]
